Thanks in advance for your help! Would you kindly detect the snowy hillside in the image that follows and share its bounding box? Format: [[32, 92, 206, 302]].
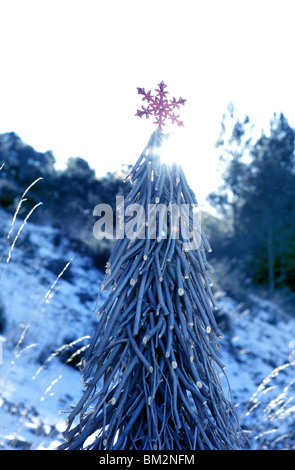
[[0, 206, 106, 449], [0, 205, 294, 450], [217, 293, 295, 449]]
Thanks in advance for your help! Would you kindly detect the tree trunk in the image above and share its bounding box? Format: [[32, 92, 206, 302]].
[[267, 222, 275, 297]]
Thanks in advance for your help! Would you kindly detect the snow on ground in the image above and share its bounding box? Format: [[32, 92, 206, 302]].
[[0, 206, 106, 449], [0, 206, 294, 450], [216, 292, 295, 449]]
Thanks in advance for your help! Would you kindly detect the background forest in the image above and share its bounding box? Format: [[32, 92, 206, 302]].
[[207, 106, 295, 307], [0, 133, 133, 270]]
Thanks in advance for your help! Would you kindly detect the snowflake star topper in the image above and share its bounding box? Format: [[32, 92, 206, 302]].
[[135, 81, 186, 131]]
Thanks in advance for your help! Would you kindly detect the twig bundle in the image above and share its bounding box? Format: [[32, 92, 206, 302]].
[[60, 130, 244, 450]]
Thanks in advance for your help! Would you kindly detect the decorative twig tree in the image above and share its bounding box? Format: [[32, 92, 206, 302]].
[[60, 81, 244, 450]]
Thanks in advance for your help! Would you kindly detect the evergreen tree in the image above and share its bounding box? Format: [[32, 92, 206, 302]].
[[239, 113, 295, 294], [208, 103, 253, 237], [209, 109, 295, 294]]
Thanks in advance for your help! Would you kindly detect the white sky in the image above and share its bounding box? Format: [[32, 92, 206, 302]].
[[0, 0, 295, 208]]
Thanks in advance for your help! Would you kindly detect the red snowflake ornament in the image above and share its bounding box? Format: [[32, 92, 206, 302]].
[[135, 81, 186, 131]]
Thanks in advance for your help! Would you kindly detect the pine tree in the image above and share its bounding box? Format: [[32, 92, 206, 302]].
[[208, 103, 253, 235], [60, 82, 244, 450], [238, 113, 295, 294]]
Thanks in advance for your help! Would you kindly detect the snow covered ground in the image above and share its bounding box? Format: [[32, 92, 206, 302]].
[[217, 293, 295, 449], [0, 206, 106, 449], [0, 205, 294, 450]]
